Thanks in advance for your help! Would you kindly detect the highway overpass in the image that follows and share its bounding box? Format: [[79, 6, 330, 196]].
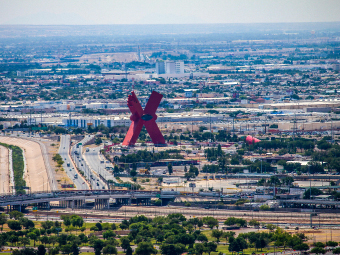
[[0, 190, 177, 212]]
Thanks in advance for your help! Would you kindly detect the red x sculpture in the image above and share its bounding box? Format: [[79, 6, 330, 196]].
[[122, 91, 165, 146]]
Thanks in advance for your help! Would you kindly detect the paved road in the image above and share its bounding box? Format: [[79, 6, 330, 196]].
[[84, 146, 116, 184], [0, 145, 10, 194], [71, 135, 106, 190], [59, 135, 89, 190]]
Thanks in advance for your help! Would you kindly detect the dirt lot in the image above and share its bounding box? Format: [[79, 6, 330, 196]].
[[288, 228, 340, 243]]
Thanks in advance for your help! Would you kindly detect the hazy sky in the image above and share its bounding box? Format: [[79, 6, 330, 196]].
[[1, 0, 340, 25]]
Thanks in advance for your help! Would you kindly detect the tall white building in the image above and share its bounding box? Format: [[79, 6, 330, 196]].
[[175, 61, 184, 74], [166, 61, 176, 74], [156, 61, 184, 74]]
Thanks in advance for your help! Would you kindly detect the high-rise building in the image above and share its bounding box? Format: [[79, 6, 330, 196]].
[[156, 61, 165, 74], [156, 61, 184, 74], [175, 61, 184, 74], [137, 45, 141, 61], [166, 61, 176, 74]]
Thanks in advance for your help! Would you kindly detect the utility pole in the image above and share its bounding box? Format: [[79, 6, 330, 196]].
[[292, 113, 297, 140], [232, 117, 235, 135], [331, 114, 334, 144], [309, 165, 312, 199]]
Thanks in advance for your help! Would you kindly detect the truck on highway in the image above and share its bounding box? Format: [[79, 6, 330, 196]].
[[161, 190, 180, 195], [74, 174, 78, 179], [67, 162, 70, 167], [198, 192, 220, 197], [32, 193, 55, 199]]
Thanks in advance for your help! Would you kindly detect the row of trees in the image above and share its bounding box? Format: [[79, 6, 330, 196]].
[[119, 149, 183, 164], [1, 211, 333, 255], [0, 143, 26, 194]]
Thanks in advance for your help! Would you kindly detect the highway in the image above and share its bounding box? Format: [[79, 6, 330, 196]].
[[59, 135, 89, 190], [70, 135, 106, 190], [84, 146, 116, 185]]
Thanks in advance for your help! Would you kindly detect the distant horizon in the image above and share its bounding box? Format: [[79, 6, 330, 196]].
[[1, 0, 339, 26], [2, 21, 340, 26]]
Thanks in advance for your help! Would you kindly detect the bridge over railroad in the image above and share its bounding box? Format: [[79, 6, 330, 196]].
[[232, 173, 340, 181], [0, 190, 177, 212]]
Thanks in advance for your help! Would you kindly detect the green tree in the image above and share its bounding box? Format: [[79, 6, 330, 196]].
[[326, 241, 338, 247], [49, 236, 57, 247], [126, 246, 133, 255], [28, 232, 38, 247], [14, 248, 36, 255], [294, 243, 309, 251], [255, 237, 268, 251], [57, 234, 68, 246], [9, 210, 24, 220], [95, 222, 102, 231], [211, 229, 223, 243], [71, 242, 79, 255], [135, 242, 157, 255], [303, 188, 323, 199], [223, 231, 236, 245], [61, 244, 72, 255], [205, 242, 217, 255], [194, 243, 206, 255], [203, 217, 218, 229], [333, 247, 340, 254], [249, 219, 260, 227], [41, 221, 54, 230], [103, 230, 115, 240], [7, 220, 22, 230], [160, 243, 186, 255], [37, 245, 46, 255], [92, 239, 104, 255], [40, 236, 50, 247], [168, 163, 173, 175], [103, 245, 117, 255], [311, 247, 326, 254], [197, 234, 208, 243], [71, 215, 84, 231], [0, 213, 7, 231], [120, 236, 130, 251], [20, 218, 35, 229], [110, 223, 116, 230], [9, 235, 19, 246], [61, 215, 71, 227], [20, 237, 31, 247], [260, 204, 270, 211]]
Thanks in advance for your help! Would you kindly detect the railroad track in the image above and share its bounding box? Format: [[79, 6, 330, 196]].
[[27, 206, 340, 226]]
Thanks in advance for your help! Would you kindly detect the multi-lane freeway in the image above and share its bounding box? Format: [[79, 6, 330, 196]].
[[59, 135, 89, 190], [84, 146, 116, 185], [70, 135, 106, 190]]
